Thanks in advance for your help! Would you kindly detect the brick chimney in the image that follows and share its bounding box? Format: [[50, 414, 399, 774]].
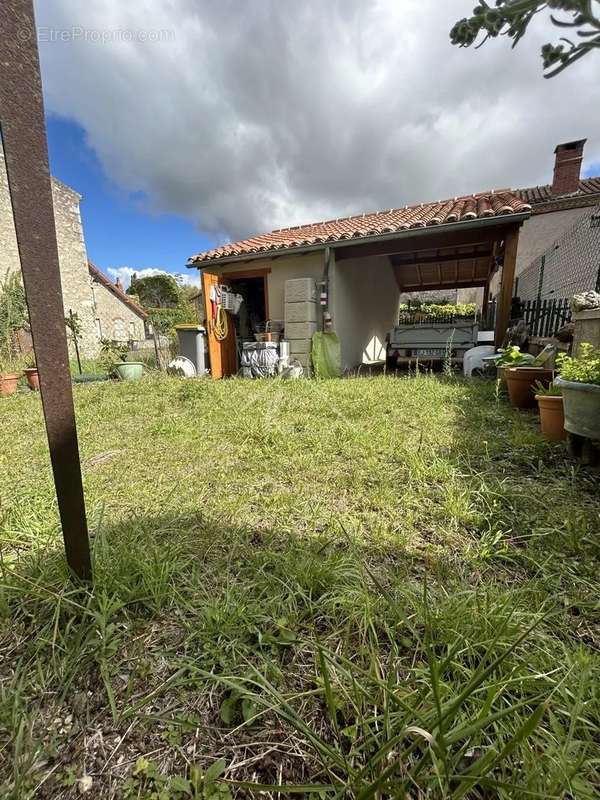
[[552, 139, 586, 195]]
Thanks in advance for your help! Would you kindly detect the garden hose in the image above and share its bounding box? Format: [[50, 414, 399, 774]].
[[213, 303, 228, 341]]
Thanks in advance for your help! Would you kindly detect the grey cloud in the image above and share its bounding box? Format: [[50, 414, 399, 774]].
[[36, 0, 600, 245]]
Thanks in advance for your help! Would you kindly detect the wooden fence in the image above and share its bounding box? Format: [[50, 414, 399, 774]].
[[521, 297, 571, 338]]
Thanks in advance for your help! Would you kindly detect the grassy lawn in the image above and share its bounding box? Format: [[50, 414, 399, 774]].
[[1, 374, 599, 799]]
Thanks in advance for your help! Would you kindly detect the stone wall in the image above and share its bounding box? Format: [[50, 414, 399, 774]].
[[51, 180, 98, 356], [1, 141, 100, 357], [91, 278, 146, 343], [0, 142, 22, 282]]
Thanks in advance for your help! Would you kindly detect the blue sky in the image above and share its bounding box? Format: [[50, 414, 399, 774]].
[[46, 115, 214, 284]]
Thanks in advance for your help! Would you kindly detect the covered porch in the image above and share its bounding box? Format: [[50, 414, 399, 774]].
[[330, 217, 522, 371]]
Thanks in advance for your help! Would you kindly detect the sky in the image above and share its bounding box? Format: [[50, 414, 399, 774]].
[[35, 0, 600, 288]]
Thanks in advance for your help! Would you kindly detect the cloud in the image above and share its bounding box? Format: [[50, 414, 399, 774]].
[[107, 266, 200, 290], [36, 0, 600, 246]]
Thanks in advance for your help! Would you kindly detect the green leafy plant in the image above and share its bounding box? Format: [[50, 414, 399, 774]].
[[0, 271, 28, 374], [557, 342, 600, 385], [495, 345, 536, 367], [99, 338, 129, 376], [533, 380, 562, 396], [398, 301, 477, 322], [450, 0, 600, 78]]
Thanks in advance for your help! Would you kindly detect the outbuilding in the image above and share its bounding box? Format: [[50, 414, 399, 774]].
[[188, 189, 531, 378]]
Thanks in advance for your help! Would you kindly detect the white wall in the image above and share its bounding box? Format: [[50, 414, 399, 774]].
[[331, 255, 399, 370], [217, 251, 325, 323]]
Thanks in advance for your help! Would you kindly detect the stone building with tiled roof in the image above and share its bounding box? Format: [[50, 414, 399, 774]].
[[0, 142, 147, 357]]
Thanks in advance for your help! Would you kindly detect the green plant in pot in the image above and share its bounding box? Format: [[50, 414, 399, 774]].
[[100, 339, 144, 381], [494, 345, 535, 385], [555, 343, 600, 441], [534, 381, 565, 442], [501, 346, 554, 410]]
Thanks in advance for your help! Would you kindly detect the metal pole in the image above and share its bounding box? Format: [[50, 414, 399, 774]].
[[0, 0, 92, 580]]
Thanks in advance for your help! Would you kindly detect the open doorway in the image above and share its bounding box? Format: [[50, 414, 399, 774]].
[[228, 273, 268, 342]]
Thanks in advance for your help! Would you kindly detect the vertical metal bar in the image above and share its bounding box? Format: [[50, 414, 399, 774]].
[[536, 255, 545, 301], [0, 0, 91, 580]]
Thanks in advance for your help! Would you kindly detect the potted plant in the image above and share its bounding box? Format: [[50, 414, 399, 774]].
[[534, 381, 565, 441], [498, 345, 554, 410], [555, 343, 600, 441], [100, 339, 144, 381], [23, 355, 40, 391], [494, 345, 535, 384], [0, 355, 19, 397]]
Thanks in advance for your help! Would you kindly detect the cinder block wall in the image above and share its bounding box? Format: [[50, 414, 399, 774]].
[[284, 278, 319, 375]]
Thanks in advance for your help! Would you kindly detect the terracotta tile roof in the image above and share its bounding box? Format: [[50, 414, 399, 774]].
[[188, 190, 531, 265], [88, 262, 148, 318], [517, 177, 600, 211]]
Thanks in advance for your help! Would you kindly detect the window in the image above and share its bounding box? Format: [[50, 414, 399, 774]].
[[591, 215, 600, 229], [129, 321, 136, 340], [95, 318, 102, 339]]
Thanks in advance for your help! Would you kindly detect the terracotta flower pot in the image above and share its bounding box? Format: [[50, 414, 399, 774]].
[[506, 367, 554, 410], [535, 394, 566, 441], [0, 373, 19, 397], [24, 367, 40, 391]]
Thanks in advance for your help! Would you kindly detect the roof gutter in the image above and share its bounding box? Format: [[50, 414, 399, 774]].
[[187, 211, 531, 270]]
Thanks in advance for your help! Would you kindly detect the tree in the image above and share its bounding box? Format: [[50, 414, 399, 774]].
[[127, 273, 180, 308], [450, 1, 600, 77]]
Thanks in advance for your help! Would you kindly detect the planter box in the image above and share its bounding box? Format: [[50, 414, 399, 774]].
[[573, 308, 600, 354], [555, 377, 600, 440]]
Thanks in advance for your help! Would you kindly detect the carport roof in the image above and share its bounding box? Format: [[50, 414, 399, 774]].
[[188, 190, 531, 266]]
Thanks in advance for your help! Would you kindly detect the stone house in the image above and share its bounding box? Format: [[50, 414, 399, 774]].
[[0, 142, 146, 356], [188, 139, 600, 377]]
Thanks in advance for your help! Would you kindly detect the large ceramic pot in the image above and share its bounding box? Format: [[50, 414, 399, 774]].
[[114, 362, 144, 381], [506, 367, 553, 410], [555, 377, 600, 440], [0, 373, 18, 397], [535, 394, 566, 441]]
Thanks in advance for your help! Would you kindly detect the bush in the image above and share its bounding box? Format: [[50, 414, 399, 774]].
[[557, 342, 600, 386]]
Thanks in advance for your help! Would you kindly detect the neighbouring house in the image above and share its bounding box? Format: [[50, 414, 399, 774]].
[[0, 141, 147, 356], [188, 138, 600, 378], [88, 262, 147, 344]]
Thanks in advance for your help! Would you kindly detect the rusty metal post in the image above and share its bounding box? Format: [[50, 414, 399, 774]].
[[0, 0, 92, 580]]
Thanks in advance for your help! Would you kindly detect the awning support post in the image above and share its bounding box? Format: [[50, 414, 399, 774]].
[[495, 226, 520, 349]]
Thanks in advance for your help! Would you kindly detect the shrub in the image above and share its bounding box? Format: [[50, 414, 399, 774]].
[[557, 342, 600, 386]]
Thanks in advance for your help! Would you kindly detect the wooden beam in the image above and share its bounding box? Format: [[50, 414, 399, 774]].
[[400, 279, 488, 291], [391, 248, 492, 267], [335, 227, 507, 261], [495, 226, 521, 348]]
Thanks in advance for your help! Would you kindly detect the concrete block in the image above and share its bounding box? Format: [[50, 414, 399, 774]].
[[285, 301, 318, 323], [285, 321, 317, 340], [285, 278, 317, 303], [288, 338, 311, 355]]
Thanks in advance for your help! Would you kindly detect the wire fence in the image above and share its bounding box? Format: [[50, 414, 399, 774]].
[[516, 204, 600, 302]]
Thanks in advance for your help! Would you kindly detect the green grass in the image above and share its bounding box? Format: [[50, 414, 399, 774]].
[[1, 374, 599, 799]]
